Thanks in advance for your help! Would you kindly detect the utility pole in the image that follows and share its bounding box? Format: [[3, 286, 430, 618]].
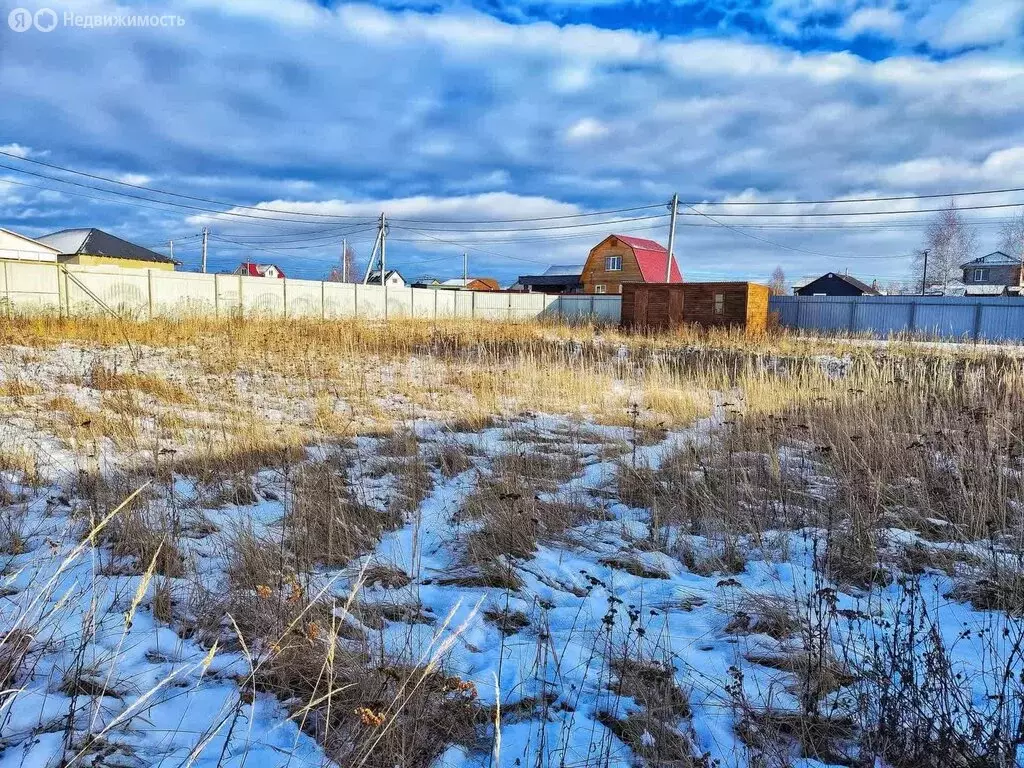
[[341, 237, 349, 282], [665, 193, 678, 282], [920, 248, 930, 295], [463, 252, 468, 287], [168, 240, 174, 262], [380, 213, 387, 286], [362, 214, 382, 286], [363, 213, 388, 285], [201, 227, 208, 274]]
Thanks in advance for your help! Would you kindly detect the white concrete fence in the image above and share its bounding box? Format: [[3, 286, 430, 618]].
[[0, 260, 623, 324]]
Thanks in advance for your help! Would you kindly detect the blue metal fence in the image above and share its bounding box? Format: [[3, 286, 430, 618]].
[[770, 295, 1024, 342]]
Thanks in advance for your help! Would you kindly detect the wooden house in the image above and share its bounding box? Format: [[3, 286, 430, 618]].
[[581, 235, 681, 294]]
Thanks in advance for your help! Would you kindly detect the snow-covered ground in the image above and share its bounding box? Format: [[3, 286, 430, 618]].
[[1, 331, 1021, 768], [2, 405, 1020, 768]]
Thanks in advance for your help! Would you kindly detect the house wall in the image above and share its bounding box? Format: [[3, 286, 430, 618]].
[[795, 275, 865, 296], [962, 264, 1021, 286], [60, 254, 175, 271], [621, 282, 769, 333], [582, 238, 643, 294], [0, 231, 58, 263]]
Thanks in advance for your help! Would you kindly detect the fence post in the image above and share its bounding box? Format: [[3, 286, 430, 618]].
[[213, 274, 220, 318], [384, 283, 388, 321], [321, 279, 326, 320], [282, 277, 288, 319], [794, 297, 802, 331], [3, 261, 9, 319], [434, 287, 438, 321], [908, 299, 917, 335], [973, 301, 984, 342], [471, 290, 476, 320], [848, 298, 857, 333]]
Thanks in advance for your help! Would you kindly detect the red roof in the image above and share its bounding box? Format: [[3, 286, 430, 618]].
[[238, 262, 285, 278], [612, 235, 682, 283]]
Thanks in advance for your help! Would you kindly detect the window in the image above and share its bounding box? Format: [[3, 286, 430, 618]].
[[594, 284, 606, 294], [605, 255, 622, 272], [714, 293, 724, 315], [973, 268, 989, 282]]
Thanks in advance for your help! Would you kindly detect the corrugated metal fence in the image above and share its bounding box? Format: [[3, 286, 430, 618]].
[[771, 295, 1024, 342], [0, 260, 623, 324]]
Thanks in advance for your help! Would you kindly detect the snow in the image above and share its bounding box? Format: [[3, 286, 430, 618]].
[[0, 399, 1021, 767]]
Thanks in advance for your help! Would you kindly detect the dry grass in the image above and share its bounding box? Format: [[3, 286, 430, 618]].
[[4, 315, 1024, 768], [290, 458, 400, 569]]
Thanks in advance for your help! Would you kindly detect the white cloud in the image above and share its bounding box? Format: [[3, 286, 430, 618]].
[[935, 0, 1024, 48], [1, 2, 1022, 282], [117, 173, 152, 185], [189, 192, 582, 227], [564, 118, 609, 143], [840, 7, 904, 37], [0, 143, 34, 158]]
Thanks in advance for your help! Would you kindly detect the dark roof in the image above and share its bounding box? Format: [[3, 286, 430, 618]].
[[961, 251, 1021, 268], [800, 272, 879, 295], [38, 228, 174, 265], [368, 269, 404, 281], [516, 274, 583, 287]]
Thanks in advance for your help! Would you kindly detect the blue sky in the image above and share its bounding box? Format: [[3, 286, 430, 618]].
[[0, 0, 1022, 285]]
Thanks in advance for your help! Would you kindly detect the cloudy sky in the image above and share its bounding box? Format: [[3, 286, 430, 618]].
[[0, 0, 1022, 284]]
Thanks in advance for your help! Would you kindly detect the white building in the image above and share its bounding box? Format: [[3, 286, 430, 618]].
[[367, 269, 407, 288], [0, 227, 60, 263]]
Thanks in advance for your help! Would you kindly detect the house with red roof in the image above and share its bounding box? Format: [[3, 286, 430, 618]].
[[581, 235, 681, 294], [234, 262, 285, 279]]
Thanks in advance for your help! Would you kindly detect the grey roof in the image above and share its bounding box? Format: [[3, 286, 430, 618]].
[[516, 273, 583, 287], [961, 251, 1021, 268], [37, 228, 174, 264], [542, 264, 585, 276]]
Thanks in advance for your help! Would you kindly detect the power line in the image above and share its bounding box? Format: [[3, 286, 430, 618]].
[[388, 203, 664, 224], [0, 150, 371, 220], [386, 213, 669, 234], [389, 225, 551, 266], [677, 201, 1024, 218], [0, 162, 370, 225], [686, 187, 1024, 206], [678, 201, 845, 259], [0, 150, 671, 225]]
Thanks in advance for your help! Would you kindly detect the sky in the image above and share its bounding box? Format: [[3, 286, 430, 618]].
[[0, 0, 1022, 285]]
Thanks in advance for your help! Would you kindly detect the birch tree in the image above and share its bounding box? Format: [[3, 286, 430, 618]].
[[912, 200, 977, 290], [998, 212, 1024, 261]]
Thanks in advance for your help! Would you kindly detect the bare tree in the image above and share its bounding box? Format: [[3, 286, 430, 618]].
[[912, 199, 977, 291], [768, 266, 787, 295], [998, 211, 1024, 261], [326, 242, 361, 282]]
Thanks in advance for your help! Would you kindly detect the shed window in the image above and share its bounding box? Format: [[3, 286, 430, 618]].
[[594, 284, 607, 294], [973, 268, 989, 282], [714, 293, 724, 314], [605, 255, 622, 271]]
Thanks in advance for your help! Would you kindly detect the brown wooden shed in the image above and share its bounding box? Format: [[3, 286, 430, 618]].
[[621, 282, 770, 333]]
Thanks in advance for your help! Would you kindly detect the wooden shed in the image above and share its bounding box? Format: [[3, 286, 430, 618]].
[[621, 282, 771, 333]]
